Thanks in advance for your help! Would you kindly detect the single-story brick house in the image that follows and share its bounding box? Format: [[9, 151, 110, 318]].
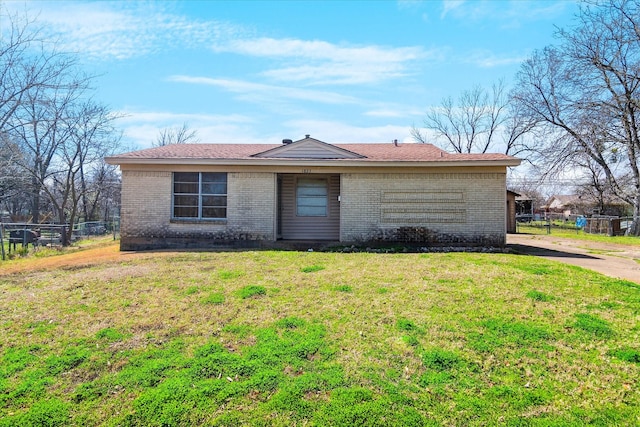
[[105, 136, 520, 250]]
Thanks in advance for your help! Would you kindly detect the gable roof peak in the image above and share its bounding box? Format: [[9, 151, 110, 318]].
[[253, 136, 365, 159]]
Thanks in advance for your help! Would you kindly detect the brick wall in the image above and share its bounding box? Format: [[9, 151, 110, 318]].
[[227, 172, 276, 239], [120, 169, 507, 249], [340, 172, 507, 246], [120, 170, 276, 249], [120, 170, 172, 238]]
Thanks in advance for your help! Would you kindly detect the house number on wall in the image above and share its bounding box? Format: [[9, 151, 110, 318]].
[[301, 169, 311, 174]]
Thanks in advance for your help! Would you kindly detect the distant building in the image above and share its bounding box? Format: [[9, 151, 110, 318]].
[[544, 194, 631, 217]]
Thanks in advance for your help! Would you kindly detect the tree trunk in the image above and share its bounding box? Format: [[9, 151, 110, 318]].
[[30, 176, 40, 223], [630, 193, 640, 236]]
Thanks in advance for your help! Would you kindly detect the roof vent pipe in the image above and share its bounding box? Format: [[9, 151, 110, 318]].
[[393, 139, 398, 146], [305, 134, 310, 138], [282, 139, 293, 145]]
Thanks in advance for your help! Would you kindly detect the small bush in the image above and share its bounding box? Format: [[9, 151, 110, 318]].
[[238, 285, 266, 299]]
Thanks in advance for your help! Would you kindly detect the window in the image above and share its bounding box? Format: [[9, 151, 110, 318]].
[[173, 172, 227, 219], [296, 177, 327, 216]]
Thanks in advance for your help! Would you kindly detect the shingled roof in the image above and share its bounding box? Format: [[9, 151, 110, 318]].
[[106, 138, 520, 167]]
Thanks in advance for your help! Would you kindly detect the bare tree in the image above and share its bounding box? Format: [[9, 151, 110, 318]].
[[153, 122, 199, 147], [6, 60, 89, 225], [1, 10, 122, 242], [0, 9, 75, 134], [513, 0, 640, 233], [412, 79, 537, 155]]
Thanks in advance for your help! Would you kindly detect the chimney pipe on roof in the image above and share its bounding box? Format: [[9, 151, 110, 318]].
[[393, 139, 398, 146], [305, 134, 310, 139]]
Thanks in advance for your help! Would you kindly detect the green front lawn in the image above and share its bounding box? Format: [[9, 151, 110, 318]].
[[1, 249, 639, 426]]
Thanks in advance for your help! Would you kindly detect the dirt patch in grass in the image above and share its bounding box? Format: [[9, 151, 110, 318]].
[[0, 243, 173, 276]]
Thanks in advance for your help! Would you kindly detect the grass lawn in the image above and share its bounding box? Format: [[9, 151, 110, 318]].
[[1, 246, 639, 426], [517, 225, 640, 246]]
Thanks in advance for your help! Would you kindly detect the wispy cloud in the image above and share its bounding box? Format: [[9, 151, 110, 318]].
[[464, 50, 527, 68], [168, 76, 360, 105], [5, 1, 244, 61], [283, 119, 415, 144], [116, 110, 258, 148], [364, 106, 425, 119], [441, 0, 466, 19], [439, 0, 571, 27], [211, 37, 428, 85]]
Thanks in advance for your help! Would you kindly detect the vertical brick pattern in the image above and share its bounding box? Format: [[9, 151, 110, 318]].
[[227, 172, 276, 239], [340, 172, 507, 245], [120, 170, 172, 238]]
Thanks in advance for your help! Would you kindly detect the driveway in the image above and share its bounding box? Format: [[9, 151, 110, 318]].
[[507, 234, 640, 283]]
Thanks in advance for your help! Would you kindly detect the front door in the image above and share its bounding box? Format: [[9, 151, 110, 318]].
[[278, 174, 340, 240]]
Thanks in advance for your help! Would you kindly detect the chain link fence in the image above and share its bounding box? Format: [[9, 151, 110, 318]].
[[516, 213, 634, 236]]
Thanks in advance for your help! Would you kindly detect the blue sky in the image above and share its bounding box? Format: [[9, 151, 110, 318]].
[[6, 0, 579, 149]]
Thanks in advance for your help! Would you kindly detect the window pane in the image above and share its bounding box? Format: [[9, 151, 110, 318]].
[[298, 206, 326, 216], [202, 172, 226, 183], [173, 206, 198, 217], [297, 178, 327, 216], [174, 182, 198, 193], [298, 196, 326, 207], [299, 187, 327, 196], [202, 196, 227, 207], [202, 207, 226, 218], [174, 195, 199, 206], [202, 183, 226, 194], [174, 172, 199, 182]]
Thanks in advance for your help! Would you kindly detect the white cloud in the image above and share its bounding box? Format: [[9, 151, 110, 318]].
[[464, 50, 527, 68], [6, 2, 428, 86], [283, 119, 415, 144], [5, 1, 244, 61], [211, 37, 428, 85], [213, 38, 422, 63], [168, 76, 360, 105], [115, 110, 257, 148], [113, 108, 419, 148], [364, 106, 425, 119], [441, 0, 466, 19], [439, 0, 571, 27]]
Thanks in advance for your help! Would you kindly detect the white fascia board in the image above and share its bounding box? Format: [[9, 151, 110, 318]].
[[105, 157, 522, 168]]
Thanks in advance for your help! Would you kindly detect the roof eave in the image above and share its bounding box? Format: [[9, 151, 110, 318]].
[[105, 157, 522, 168]]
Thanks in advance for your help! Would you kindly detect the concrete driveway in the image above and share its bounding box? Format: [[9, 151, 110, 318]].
[[507, 234, 640, 284]]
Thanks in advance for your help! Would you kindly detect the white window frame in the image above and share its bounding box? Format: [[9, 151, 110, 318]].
[[172, 172, 227, 220], [296, 177, 328, 217]]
